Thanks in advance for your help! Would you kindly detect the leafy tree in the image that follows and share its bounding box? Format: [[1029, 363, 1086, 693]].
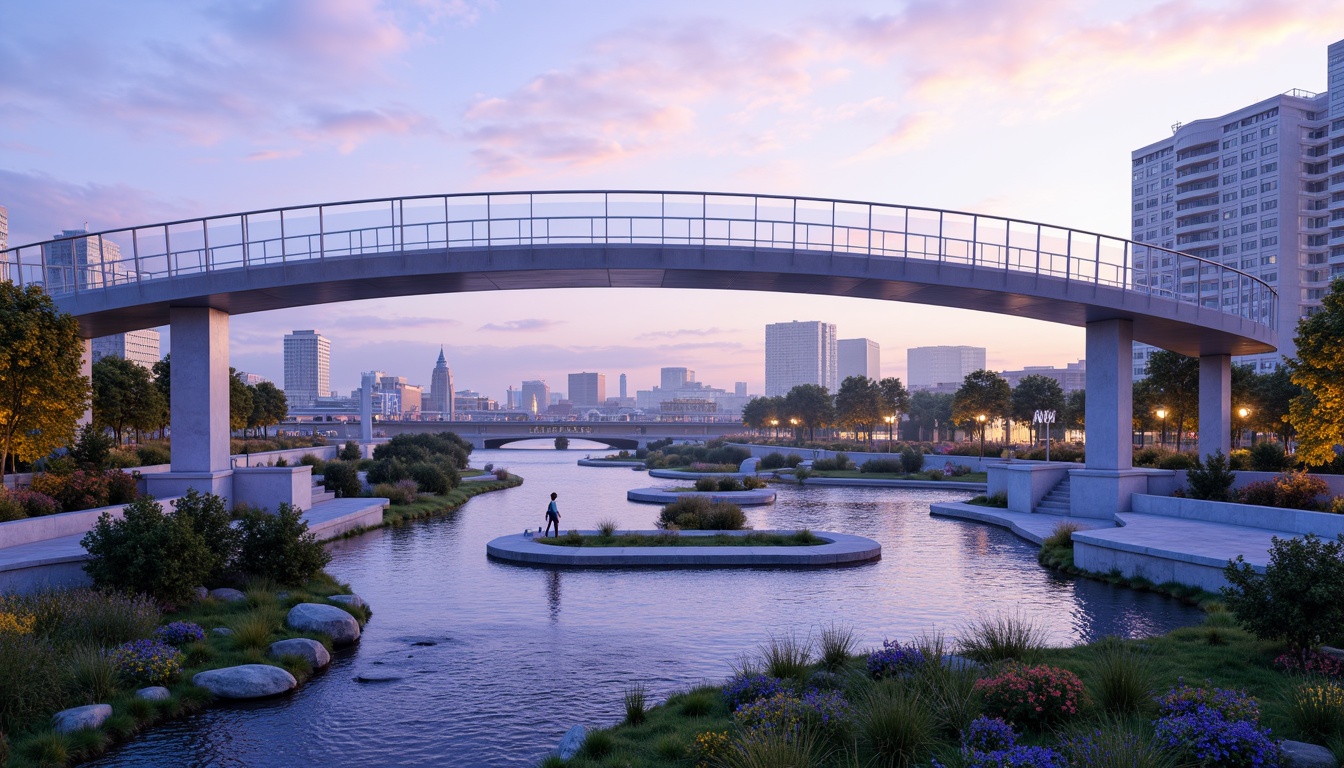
[[877, 377, 910, 444], [68, 423, 114, 470], [229, 368, 254, 433], [834, 376, 881, 444], [248, 381, 288, 438], [783, 384, 834, 442], [1253, 366, 1300, 444], [1144, 350, 1198, 451], [1288, 280, 1344, 465], [1011, 375, 1065, 442], [93, 355, 165, 444], [951, 369, 1011, 449], [1223, 533, 1344, 655], [152, 355, 171, 438], [0, 282, 89, 482], [1062, 389, 1085, 434], [740, 396, 773, 432], [905, 391, 953, 441]]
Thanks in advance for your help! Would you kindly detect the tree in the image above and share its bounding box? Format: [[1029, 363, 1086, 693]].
[[249, 381, 288, 438], [1062, 389, 1085, 435], [1288, 280, 1344, 466], [152, 355, 171, 439], [1253, 366, 1300, 445], [1144, 350, 1199, 451], [951, 370, 1011, 454], [0, 282, 89, 481], [229, 369, 254, 433], [783, 384, 834, 442], [740, 396, 773, 432], [906, 391, 953, 441], [92, 355, 165, 444], [877, 377, 911, 444], [1010, 375, 1065, 442], [834, 376, 881, 444]]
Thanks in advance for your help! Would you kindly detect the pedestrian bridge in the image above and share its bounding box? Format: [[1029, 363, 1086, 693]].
[[1, 190, 1280, 516], [353, 420, 742, 451]]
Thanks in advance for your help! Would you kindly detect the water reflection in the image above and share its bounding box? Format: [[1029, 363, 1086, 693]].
[[87, 448, 1202, 768]]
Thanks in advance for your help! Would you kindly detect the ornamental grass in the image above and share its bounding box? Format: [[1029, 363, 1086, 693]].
[[956, 612, 1049, 664], [1282, 678, 1344, 743]]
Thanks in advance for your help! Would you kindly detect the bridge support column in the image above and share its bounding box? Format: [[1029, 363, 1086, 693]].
[[146, 307, 233, 503], [1070, 319, 1147, 519], [1198, 354, 1231, 460]]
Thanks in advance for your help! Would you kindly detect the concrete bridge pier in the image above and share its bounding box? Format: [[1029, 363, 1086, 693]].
[[1198, 354, 1232, 460], [145, 307, 233, 503], [1071, 318, 1149, 519]]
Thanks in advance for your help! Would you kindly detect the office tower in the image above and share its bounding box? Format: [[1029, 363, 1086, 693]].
[[735, 382, 747, 397], [520, 380, 550, 416], [568, 372, 606, 407], [764, 321, 838, 397], [428, 347, 455, 419], [1000, 360, 1087, 394], [41, 228, 121, 293], [92, 330, 161, 369], [660, 367, 692, 390], [0, 204, 7, 251], [1130, 38, 1344, 375], [907, 346, 987, 389], [619, 373, 627, 400], [283, 330, 331, 408], [838, 338, 881, 382], [235, 371, 269, 386], [378, 375, 422, 417]]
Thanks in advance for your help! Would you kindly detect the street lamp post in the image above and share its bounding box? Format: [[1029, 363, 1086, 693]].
[[769, 418, 779, 440], [1237, 407, 1251, 448], [789, 417, 800, 444], [884, 414, 896, 450], [1156, 408, 1168, 449], [976, 414, 987, 459]]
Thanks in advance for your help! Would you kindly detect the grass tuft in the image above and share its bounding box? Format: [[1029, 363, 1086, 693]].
[[654, 734, 687, 760], [956, 611, 1049, 664], [759, 632, 814, 681], [1282, 678, 1344, 743], [580, 729, 615, 758], [623, 683, 649, 726], [66, 644, 121, 704], [229, 607, 283, 651], [853, 683, 935, 768], [678, 688, 718, 717], [1087, 637, 1155, 716], [818, 622, 857, 673], [722, 726, 827, 768], [595, 518, 619, 537]]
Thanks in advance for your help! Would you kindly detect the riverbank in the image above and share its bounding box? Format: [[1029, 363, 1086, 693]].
[[378, 474, 524, 528]]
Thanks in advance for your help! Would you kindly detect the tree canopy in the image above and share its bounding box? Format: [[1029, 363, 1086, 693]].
[[951, 369, 1011, 442], [1010, 374, 1065, 438], [834, 376, 881, 443], [1289, 278, 1344, 466], [783, 384, 833, 442], [906, 391, 953, 441], [248, 381, 288, 438], [1143, 350, 1199, 450], [92, 355, 167, 444], [0, 282, 90, 479], [229, 369, 254, 432]]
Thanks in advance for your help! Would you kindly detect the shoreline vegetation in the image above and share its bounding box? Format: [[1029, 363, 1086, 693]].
[[534, 530, 823, 548]]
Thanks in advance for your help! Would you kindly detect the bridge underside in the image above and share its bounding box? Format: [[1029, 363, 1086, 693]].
[[483, 436, 640, 450]]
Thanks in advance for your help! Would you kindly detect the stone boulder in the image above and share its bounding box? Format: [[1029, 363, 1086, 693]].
[[1281, 740, 1336, 768], [556, 725, 587, 760], [287, 603, 361, 646], [211, 627, 234, 637], [328, 594, 366, 609], [135, 686, 171, 701], [209, 587, 247, 603], [269, 638, 331, 669], [192, 664, 297, 699], [52, 704, 111, 734], [194, 586, 209, 601]]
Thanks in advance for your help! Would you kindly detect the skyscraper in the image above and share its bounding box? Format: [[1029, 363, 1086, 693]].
[[907, 346, 986, 389], [520, 380, 550, 416], [428, 347, 455, 420], [619, 373, 627, 400], [92, 330, 161, 370], [283, 330, 331, 407], [838, 338, 881, 382], [1130, 38, 1344, 376], [660, 367, 692, 390], [568, 372, 606, 407], [41, 228, 121, 293], [764, 321, 838, 397]]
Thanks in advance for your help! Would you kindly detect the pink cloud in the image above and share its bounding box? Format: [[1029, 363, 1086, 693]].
[[0, 170, 192, 247]]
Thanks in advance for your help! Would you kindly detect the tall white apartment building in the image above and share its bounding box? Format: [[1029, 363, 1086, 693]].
[[41, 228, 121, 293], [838, 338, 881, 382], [283, 330, 331, 407], [0, 204, 7, 251], [1131, 38, 1344, 376], [907, 346, 986, 389], [764, 321, 837, 397], [92, 330, 161, 369]]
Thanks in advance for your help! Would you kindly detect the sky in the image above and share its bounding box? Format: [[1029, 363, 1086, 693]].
[[3, 1, 1343, 400]]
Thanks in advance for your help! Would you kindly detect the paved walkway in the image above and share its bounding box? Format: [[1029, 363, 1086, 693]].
[[928, 502, 1108, 545]]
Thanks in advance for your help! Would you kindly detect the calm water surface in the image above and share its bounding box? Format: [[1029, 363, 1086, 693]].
[[89, 446, 1201, 767]]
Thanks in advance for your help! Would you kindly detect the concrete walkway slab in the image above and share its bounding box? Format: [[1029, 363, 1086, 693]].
[[929, 502, 1109, 545]]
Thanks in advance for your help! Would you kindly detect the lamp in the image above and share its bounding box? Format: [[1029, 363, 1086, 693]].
[[1156, 407, 1168, 449], [976, 413, 988, 459], [884, 414, 896, 449]]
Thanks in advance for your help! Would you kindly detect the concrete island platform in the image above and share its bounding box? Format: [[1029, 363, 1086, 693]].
[[486, 529, 881, 568], [577, 459, 646, 468], [626, 487, 776, 506]]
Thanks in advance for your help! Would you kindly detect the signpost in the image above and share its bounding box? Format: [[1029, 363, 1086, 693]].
[[1032, 409, 1057, 462]]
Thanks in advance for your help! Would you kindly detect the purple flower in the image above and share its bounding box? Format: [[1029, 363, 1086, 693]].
[[1153, 708, 1282, 767], [866, 639, 927, 679], [723, 673, 790, 711], [153, 621, 205, 646], [963, 716, 1017, 753], [1156, 680, 1261, 723]]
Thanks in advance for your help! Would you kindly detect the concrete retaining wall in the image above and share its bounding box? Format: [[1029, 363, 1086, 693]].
[[728, 442, 992, 472], [0, 497, 180, 549], [1132, 493, 1344, 538], [1072, 540, 1231, 592], [233, 466, 313, 511]]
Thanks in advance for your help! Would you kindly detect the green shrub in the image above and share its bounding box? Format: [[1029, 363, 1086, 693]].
[[1229, 448, 1252, 470], [1186, 450, 1236, 502], [68, 424, 114, 470], [901, 446, 925, 474], [136, 443, 172, 466], [81, 496, 213, 605], [861, 458, 904, 474], [298, 453, 326, 474], [408, 461, 452, 495], [656, 496, 747, 530], [717, 476, 744, 492], [1251, 440, 1291, 471], [172, 489, 239, 584], [1238, 471, 1331, 510], [1223, 533, 1344, 653], [1157, 452, 1195, 470], [742, 475, 767, 490], [366, 457, 408, 485], [235, 504, 331, 586], [694, 476, 718, 492], [373, 480, 419, 505], [554, 436, 569, 450], [322, 460, 362, 498], [372, 432, 472, 468], [0, 493, 24, 521], [339, 440, 361, 461], [759, 452, 788, 470]]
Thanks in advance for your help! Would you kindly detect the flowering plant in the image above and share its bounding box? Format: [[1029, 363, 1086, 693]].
[[866, 639, 927, 679], [0, 610, 35, 635], [691, 731, 730, 768], [109, 639, 183, 685], [962, 716, 1018, 753], [7, 488, 61, 518], [974, 663, 1084, 729], [1155, 681, 1260, 723], [154, 621, 205, 646], [722, 673, 790, 711], [732, 689, 851, 741], [1153, 709, 1282, 767], [934, 719, 1067, 768], [1274, 650, 1344, 678]]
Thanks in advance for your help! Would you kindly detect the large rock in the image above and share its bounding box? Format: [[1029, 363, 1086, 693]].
[[211, 627, 234, 637], [556, 725, 587, 760], [52, 704, 111, 733], [269, 638, 331, 669], [135, 686, 171, 701], [209, 587, 247, 603], [192, 664, 297, 699], [1281, 740, 1336, 768], [287, 603, 361, 646], [328, 594, 366, 609]]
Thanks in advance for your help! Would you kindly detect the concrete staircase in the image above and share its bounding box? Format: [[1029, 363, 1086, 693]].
[[311, 478, 336, 505], [1034, 475, 1071, 515]]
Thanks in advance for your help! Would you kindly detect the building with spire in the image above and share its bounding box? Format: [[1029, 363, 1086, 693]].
[[428, 347, 455, 420]]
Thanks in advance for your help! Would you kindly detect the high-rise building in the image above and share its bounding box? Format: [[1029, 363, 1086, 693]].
[[660, 367, 692, 391], [907, 346, 986, 389], [235, 371, 269, 386], [735, 382, 747, 397], [838, 338, 881, 382], [92, 330, 161, 369], [428, 347, 455, 419], [619, 373, 628, 400], [568, 372, 607, 407], [283, 330, 331, 408], [1130, 38, 1344, 376], [1000, 360, 1087, 394], [0, 204, 7, 281], [764, 321, 838, 397], [41, 228, 121, 293], [520, 380, 550, 416]]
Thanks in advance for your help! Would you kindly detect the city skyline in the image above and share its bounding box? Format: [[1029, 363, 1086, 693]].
[[4, 4, 1344, 398]]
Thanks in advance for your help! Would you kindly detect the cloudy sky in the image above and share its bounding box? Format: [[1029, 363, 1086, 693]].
[[3, 1, 1342, 399]]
